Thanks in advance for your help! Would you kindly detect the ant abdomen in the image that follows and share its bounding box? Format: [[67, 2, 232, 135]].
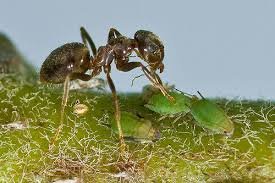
[[40, 42, 90, 83]]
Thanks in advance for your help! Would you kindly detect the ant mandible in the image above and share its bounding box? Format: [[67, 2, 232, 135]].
[[40, 27, 174, 153]]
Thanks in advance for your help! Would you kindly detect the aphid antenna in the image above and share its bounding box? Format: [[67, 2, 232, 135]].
[[174, 88, 193, 98], [197, 91, 205, 99]]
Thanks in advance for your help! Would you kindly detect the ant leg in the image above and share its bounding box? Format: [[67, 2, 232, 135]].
[[141, 66, 174, 101], [133, 49, 145, 60], [108, 28, 122, 42], [49, 73, 92, 150], [49, 75, 71, 150], [61, 75, 70, 122], [80, 27, 97, 56], [105, 67, 126, 155], [116, 61, 174, 101]]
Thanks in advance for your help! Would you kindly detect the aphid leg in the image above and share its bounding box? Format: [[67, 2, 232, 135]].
[[80, 27, 97, 56], [158, 115, 168, 121], [49, 75, 71, 150], [173, 113, 186, 123], [105, 66, 126, 155], [116, 61, 174, 101]]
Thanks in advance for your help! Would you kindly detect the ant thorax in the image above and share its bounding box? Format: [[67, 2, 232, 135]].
[[113, 45, 132, 62], [109, 38, 136, 62]]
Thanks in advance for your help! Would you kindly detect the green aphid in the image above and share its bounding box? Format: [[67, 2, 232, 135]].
[[110, 111, 160, 143], [145, 92, 192, 115], [189, 92, 234, 136], [0, 32, 36, 78]]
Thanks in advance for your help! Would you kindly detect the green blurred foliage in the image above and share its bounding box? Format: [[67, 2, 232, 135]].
[[0, 75, 274, 182]]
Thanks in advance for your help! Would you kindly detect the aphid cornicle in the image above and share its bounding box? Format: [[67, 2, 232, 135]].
[[39, 27, 174, 154]]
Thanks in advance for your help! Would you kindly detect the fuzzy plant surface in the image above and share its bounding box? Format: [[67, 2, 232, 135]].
[[0, 74, 274, 183]]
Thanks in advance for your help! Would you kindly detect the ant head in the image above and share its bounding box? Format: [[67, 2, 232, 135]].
[[134, 30, 164, 72]]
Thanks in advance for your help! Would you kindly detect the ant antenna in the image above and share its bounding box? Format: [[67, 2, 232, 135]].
[[197, 91, 205, 99], [131, 74, 144, 86]]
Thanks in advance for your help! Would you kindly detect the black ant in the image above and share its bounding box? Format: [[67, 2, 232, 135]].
[[40, 27, 174, 153]]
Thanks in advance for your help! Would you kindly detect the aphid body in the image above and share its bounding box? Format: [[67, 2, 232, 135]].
[[145, 92, 191, 115], [111, 112, 160, 143], [189, 96, 234, 136], [144, 90, 234, 136]]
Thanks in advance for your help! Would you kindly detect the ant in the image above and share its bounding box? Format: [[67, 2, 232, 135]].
[[40, 27, 174, 154]]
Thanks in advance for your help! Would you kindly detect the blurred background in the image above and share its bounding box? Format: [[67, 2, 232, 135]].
[[1, 0, 275, 99]]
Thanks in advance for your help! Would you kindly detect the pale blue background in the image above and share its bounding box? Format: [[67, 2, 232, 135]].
[[1, 1, 275, 99]]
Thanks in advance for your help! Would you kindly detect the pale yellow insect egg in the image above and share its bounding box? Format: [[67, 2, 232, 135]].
[[73, 103, 89, 115]]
